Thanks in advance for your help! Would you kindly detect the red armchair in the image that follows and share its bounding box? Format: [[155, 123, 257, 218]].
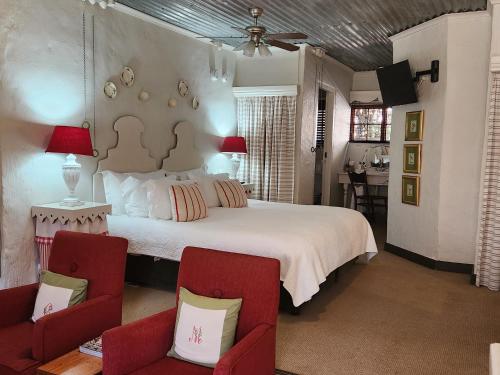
[[103, 247, 281, 375], [0, 231, 128, 375]]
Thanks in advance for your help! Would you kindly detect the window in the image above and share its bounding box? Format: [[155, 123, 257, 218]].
[[316, 89, 327, 147], [350, 105, 392, 143]]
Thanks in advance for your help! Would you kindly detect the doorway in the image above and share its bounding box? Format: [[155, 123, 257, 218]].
[[313, 88, 335, 205]]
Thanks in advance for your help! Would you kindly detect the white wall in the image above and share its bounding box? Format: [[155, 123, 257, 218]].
[[0, 0, 237, 288], [234, 48, 300, 86], [295, 46, 354, 204], [387, 12, 491, 264], [352, 71, 380, 91]]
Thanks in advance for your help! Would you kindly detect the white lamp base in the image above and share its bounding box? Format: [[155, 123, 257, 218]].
[[60, 153, 84, 207], [230, 153, 241, 180]]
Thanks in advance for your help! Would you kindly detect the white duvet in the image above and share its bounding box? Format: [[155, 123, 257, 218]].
[[107, 200, 378, 306]]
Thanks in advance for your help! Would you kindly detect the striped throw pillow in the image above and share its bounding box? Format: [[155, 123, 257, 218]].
[[169, 183, 208, 222], [214, 180, 248, 208]]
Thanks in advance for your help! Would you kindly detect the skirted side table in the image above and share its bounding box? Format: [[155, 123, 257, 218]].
[[31, 202, 112, 271]]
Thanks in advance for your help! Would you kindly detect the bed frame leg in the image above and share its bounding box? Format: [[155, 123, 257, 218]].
[[334, 268, 340, 283]]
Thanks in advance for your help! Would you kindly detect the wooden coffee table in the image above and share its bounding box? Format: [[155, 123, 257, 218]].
[[37, 349, 102, 375]]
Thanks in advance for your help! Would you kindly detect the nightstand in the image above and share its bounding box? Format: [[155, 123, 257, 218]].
[[32, 202, 111, 271], [241, 183, 255, 197]]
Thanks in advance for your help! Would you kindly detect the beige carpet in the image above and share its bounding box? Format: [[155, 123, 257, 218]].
[[122, 224, 500, 375]]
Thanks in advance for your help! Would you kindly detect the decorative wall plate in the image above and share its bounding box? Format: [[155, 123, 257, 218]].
[[120, 66, 135, 87], [192, 96, 199, 110], [104, 81, 117, 99], [178, 80, 189, 97]]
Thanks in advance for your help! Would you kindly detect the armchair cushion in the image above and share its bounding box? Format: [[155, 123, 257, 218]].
[[32, 270, 88, 322], [0, 284, 38, 329], [168, 287, 242, 368], [129, 358, 212, 375], [0, 322, 39, 374]]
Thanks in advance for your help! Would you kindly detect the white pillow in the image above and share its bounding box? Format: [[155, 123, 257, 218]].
[[102, 170, 167, 215], [188, 173, 230, 208], [120, 177, 149, 217], [166, 167, 205, 181], [32, 283, 74, 322], [143, 176, 184, 220]]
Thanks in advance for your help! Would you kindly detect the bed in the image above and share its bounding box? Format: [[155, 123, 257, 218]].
[[94, 116, 378, 308]]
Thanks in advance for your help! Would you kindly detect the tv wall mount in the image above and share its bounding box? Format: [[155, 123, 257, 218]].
[[414, 60, 439, 83]]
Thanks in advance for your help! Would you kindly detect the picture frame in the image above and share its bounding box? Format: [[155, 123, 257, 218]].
[[405, 110, 424, 141], [402, 175, 420, 206], [403, 144, 422, 174]]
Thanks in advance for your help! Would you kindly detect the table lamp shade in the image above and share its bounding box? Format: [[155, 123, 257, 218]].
[[46, 126, 93, 156], [221, 136, 247, 154]]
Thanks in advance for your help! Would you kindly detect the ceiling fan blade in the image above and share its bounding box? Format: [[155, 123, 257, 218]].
[[266, 39, 300, 52], [266, 32, 308, 40], [232, 26, 251, 36]]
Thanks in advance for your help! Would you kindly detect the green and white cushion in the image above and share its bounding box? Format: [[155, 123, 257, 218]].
[[167, 287, 242, 367], [32, 270, 88, 322]]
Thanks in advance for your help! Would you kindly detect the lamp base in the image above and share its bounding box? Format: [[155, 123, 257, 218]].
[[60, 197, 84, 207], [230, 153, 241, 180], [61, 153, 83, 207]]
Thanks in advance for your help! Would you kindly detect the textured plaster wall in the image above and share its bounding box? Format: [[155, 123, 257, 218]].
[[387, 12, 490, 263], [295, 46, 354, 204], [0, 0, 237, 288]]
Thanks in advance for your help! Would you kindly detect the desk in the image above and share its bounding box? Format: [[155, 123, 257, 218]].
[[338, 169, 390, 208]]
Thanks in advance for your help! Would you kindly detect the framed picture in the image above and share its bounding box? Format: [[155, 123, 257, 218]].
[[403, 144, 422, 174], [405, 111, 424, 141], [402, 175, 420, 206]]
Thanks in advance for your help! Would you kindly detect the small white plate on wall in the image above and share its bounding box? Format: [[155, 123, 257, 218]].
[[178, 80, 189, 97], [192, 96, 199, 110], [120, 66, 135, 87], [104, 81, 118, 99]]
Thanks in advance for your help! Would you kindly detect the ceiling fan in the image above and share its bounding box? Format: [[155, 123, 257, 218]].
[[224, 7, 308, 57]]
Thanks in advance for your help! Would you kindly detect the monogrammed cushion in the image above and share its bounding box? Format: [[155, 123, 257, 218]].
[[214, 180, 248, 208], [168, 183, 208, 222], [32, 271, 88, 322], [167, 287, 242, 367]]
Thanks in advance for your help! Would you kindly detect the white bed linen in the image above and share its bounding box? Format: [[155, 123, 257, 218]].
[[108, 200, 378, 307]]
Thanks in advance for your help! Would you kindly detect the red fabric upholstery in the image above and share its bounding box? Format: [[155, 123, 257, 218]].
[[103, 247, 280, 375], [0, 231, 128, 374]]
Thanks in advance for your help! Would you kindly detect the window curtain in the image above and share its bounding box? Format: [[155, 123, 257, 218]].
[[476, 73, 500, 291], [237, 96, 296, 203]]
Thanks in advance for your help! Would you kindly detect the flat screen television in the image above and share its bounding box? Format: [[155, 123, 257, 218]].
[[376, 60, 418, 106]]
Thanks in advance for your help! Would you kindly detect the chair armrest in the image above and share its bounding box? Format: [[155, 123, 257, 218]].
[[0, 283, 38, 328], [33, 294, 122, 362], [103, 308, 177, 375], [214, 324, 276, 375]]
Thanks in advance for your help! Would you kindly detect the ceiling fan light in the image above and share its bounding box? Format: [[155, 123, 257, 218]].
[[88, 0, 96, 4], [98, 0, 107, 9], [258, 43, 272, 57], [233, 41, 247, 52], [243, 40, 256, 57], [107, 0, 116, 6]]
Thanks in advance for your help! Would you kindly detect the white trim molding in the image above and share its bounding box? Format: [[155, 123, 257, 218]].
[[232, 85, 298, 97]]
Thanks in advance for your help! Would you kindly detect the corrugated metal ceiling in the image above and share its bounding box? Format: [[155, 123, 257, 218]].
[[117, 0, 487, 71]]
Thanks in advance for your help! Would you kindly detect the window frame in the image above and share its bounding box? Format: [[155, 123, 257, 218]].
[[350, 104, 391, 143]]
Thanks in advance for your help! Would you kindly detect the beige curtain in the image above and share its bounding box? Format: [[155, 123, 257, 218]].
[[237, 96, 296, 203], [476, 73, 500, 291]]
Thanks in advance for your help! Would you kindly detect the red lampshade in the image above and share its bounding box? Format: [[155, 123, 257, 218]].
[[220, 136, 247, 154], [45, 126, 93, 156]]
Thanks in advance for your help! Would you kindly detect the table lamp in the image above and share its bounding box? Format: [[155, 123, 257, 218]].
[[45, 126, 94, 206], [221, 136, 247, 179]]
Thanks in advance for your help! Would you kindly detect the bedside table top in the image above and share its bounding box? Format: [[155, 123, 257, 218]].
[[37, 349, 102, 375], [32, 202, 112, 224]]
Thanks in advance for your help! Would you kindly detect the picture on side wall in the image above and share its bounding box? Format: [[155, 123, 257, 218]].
[[402, 175, 420, 206], [405, 110, 424, 141], [403, 144, 422, 174]]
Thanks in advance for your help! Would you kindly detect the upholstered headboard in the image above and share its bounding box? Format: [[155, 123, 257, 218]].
[[92, 116, 204, 202]]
